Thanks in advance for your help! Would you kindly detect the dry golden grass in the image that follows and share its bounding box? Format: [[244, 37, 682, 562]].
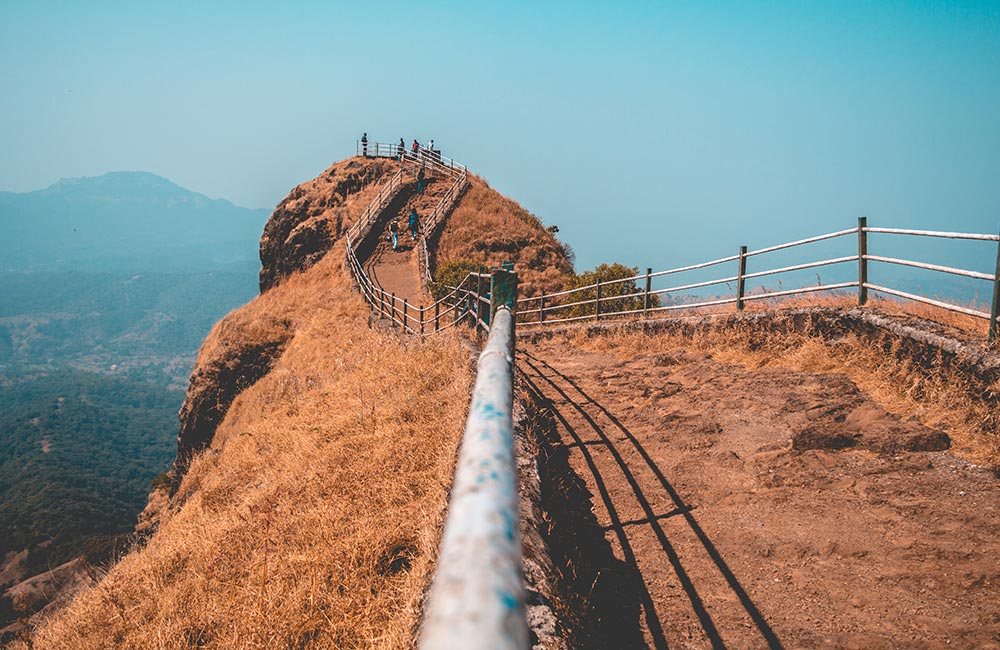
[[570, 305, 1000, 466], [436, 177, 573, 297], [532, 287, 992, 343], [23, 246, 472, 649], [745, 290, 990, 338]]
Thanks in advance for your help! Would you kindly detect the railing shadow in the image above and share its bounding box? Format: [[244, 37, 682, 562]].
[[520, 352, 783, 650], [519, 370, 668, 650]]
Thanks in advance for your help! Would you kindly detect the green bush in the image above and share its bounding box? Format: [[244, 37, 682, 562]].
[[557, 263, 660, 318], [429, 260, 483, 303]]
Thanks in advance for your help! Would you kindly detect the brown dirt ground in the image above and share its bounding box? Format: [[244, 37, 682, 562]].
[[363, 177, 452, 306], [519, 335, 1000, 650]]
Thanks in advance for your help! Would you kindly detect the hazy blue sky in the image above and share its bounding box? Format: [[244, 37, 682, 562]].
[[2, 1, 999, 274]]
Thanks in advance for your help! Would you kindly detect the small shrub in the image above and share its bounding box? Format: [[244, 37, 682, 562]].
[[557, 263, 660, 318], [429, 259, 482, 303]]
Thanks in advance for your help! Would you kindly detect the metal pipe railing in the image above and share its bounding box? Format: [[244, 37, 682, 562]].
[[420, 307, 525, 650]]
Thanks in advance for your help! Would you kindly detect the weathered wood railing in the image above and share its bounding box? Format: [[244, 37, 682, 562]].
[[418, 168, 470, 285], [516, 218, 1000, 342]]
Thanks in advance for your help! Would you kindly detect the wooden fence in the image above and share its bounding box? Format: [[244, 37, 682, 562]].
[[515, 218, 1000, 342]]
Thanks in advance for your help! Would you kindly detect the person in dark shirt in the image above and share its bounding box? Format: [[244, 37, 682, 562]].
[[397, 138, 405, 161], [361, 132, 368, 157], [408, 208, 419, 240], [388, 218, 400, 251]]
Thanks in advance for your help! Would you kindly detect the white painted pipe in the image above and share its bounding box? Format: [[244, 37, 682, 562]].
[[420, 307, 528, 650]]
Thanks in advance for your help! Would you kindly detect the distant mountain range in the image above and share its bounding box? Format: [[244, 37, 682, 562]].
[[0, 172, 269, 273], [0, 172, 270, 617]]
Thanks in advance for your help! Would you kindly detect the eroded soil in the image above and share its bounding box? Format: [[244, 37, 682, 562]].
[[520, 335, 1000, 649]]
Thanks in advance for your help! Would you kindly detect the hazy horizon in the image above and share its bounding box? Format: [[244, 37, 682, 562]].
[[2, 2, 998, 275]]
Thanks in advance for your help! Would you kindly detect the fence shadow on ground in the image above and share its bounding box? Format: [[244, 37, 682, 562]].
[[519, 351, 784, 650], [519, 370, 667, 650]]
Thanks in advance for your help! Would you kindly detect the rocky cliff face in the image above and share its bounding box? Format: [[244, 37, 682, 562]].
[[259, 158, 398, 292]]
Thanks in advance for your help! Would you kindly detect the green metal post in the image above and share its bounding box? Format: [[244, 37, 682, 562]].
[[475, 268, 483, 330], [490, 267, 519, 324]]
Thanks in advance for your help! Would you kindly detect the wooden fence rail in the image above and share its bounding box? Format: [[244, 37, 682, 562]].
[[515, 218, 1000, 343]]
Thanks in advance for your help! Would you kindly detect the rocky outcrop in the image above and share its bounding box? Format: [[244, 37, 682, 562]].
[[259, 158, 397, 292], [176, 317, 292, 465]]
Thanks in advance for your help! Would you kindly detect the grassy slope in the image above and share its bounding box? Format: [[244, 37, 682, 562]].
[[25, 246, 472, 648], [23, 163, 572, 648], [434, 177, 574, 297]]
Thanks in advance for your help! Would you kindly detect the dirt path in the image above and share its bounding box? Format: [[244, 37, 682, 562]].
[[520, 336, 1000, 649], [365, 239, 424, 306], [363, 177, 452, 307]]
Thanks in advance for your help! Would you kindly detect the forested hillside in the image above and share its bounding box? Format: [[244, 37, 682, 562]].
[[0, 371, 181, 582]]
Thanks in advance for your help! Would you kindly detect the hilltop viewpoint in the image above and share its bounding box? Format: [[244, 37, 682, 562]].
[[7, 154, 1000, 649]]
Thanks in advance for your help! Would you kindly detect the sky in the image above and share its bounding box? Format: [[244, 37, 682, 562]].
[[2, 1, 999, 276]]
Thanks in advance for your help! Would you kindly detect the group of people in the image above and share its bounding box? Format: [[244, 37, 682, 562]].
[[358, 133, 438, 252], [387, 208, 420, 252], [398, 138, 439, 162], [361, 133, 442, 161]]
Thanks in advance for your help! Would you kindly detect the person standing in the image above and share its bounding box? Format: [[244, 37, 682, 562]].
[[397, 138, 405, 161], [388, 217, 400, 251], [417, 166, 426, 194], [361, 132, 368, 157], [411, 139, 419, 156], [408, 208, 419, 240]]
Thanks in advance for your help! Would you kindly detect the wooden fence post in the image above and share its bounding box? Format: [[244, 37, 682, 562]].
[[643, 268, 652, 316], [858, 216, 868, 306], [595, 281, 602, 320], [736, 246, 748, 311], [420, 305, 425, 335], [540, 292, 546, 324], [403, 300, 409, 332], [435, 301, 440, 332], [990, 226, 1000, 345], [391, 293, 396, 326]]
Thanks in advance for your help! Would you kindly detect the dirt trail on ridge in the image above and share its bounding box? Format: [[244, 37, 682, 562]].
[[363, 177, 450, 307], [520, 336, 1000, 649]]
